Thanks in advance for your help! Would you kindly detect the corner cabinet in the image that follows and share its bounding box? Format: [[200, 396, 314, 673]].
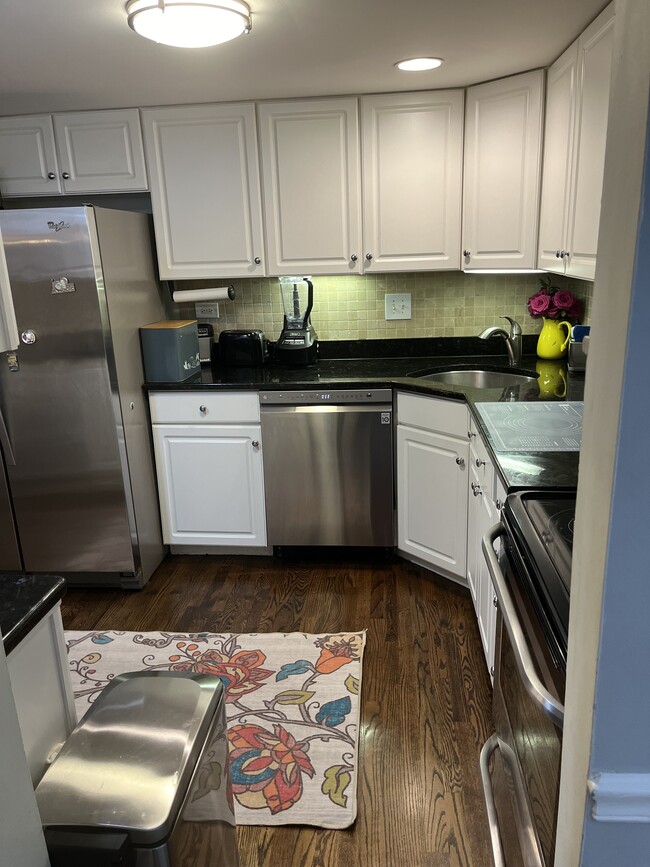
[[462, 70, 544, 270], [538, 2, 615, 279], [396, 392, 469, 580], [149, 392, 267, 548], [360, 91, 463, 272], [257, 98, 362, 276], [0, 109, 148, 197], [142, 104, 265, 280]]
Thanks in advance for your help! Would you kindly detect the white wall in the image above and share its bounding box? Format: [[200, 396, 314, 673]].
[[0, 634, 50, 867], [556, 1, 650, 864]]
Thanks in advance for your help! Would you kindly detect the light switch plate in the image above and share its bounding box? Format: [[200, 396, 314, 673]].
[[195, 303, 219, 319], [385, 293, 412, 320]]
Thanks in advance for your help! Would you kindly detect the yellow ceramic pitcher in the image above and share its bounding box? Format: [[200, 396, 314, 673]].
[[536, 318, 572, 359]]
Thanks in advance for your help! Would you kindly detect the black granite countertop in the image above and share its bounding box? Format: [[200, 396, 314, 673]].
[[1, 574, 66, 655], [145, 337, 584, 493]]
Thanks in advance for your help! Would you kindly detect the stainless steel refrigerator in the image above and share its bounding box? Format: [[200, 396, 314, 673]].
[[0, 206, 166, 587]]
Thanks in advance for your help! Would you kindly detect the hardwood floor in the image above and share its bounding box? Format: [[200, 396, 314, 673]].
[[62, 552, 494, 867]]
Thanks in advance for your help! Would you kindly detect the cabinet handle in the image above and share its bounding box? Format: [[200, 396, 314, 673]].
[[493, 595, 498, 608], [199, 405, 207, 414], [61, 172, 70, 180], [565, 251, 570, 258], [468, 430, 476, 439], [252, 440, 260, 448], [254, 256, 261, 265], [475, 457, 486, 467], [490, 665, 495, 677], [495, 498, 503, 511], [350, 254, 358, 262], [365, 253, 373, 261], [555, 250, 561, 258], [471, 482, 482, 497], [47, 172, 56, 180], [455, 456, 465, 468], [463, 249, 471, 257]]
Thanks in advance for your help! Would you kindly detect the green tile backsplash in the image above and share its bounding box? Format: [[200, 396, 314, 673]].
[[175, 272, 593, 341]]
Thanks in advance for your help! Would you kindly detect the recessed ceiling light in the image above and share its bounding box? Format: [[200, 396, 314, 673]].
[[395, 57, 444, 72]]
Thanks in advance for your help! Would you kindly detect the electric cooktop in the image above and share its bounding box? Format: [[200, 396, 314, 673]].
[[502, 490, 576, 666], [475, 401, 583, 452]]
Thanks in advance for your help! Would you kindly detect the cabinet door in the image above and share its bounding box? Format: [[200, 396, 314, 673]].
[[565, 3, 615, 280], [361, 91, 463, 272], [142, 104, 265, 279], [538, 43, 578, 274], [53, 109, 148, 193], [397, 424, 468, 579], [152, 424, 266, 546], [463, 70, 544, 270], [258, 98, 362, 276], [0, 115, 61, 196]]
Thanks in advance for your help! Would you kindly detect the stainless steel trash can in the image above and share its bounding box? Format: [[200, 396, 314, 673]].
[[35, 670, 239, 867]]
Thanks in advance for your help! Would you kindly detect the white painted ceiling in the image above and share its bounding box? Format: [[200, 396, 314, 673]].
[[0, 0, 608, 116]]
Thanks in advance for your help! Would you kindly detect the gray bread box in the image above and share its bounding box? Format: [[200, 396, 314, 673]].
[[140, 320, 200, 382]]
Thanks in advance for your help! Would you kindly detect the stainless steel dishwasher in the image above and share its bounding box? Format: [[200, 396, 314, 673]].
[[259, 389, 394, 546]]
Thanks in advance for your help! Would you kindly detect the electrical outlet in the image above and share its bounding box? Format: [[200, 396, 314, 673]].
[[195, 303, 219, 319], [385, 293, 412, 320]]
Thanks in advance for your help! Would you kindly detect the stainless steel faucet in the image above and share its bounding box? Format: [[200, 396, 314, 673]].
[[478, 316, 522, 367]]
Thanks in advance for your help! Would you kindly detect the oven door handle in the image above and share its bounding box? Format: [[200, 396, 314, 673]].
[[483, 524, 565, 728]]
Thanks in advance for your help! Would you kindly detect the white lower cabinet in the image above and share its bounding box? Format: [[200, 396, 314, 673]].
[[467, 417, 504, 679], [149, 392, 267, 547], [7, 603, 76, 786], [396, 393, 469, 580]]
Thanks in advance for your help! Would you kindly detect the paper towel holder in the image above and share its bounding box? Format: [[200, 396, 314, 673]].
[[167, 282, 236, 305]]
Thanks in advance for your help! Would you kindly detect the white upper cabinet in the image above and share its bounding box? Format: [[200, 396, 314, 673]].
[[361, 91, 463, 272], [538, 2, 615, 279], [142, 103, 265, 280], [462, 70, 544, 270], [258, 98, 362, 276], [0, 110, 147, 197]]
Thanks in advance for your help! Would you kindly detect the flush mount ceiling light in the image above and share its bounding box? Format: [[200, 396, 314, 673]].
[[395, 57, 444, 72], [126, 0, 252, 48]]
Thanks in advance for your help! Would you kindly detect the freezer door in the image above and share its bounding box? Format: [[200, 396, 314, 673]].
[[0, 208, 136, 574]]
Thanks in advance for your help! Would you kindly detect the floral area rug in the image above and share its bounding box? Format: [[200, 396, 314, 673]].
[[64, 630, 365, 828]]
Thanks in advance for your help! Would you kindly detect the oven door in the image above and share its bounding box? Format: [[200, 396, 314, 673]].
[[480, 524, 565, 867]]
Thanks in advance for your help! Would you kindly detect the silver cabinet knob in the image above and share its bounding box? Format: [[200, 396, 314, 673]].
[[61, 172, 70, 180], [199, 405, 207, 414], [490, 665, 495, 677], [365, 253, 373, 261], [463, 249, 471, 257], [254, 257, 261, 265], [47, 172, 56, 180], [556, 250, 562, 258], [20, 330, 37, 345], [471, 482, 482, 497], [350, 254, 358, 262], [495, 498, 503, 511], [468, 430, 476, 439], [455, 456, 465, 467], [475, 457, 486, 467], [565, 251, 571, 257], [252, 440, 260, 448], [493, 595, 498, 608]]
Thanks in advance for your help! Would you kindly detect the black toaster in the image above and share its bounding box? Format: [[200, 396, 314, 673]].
[[218, 330, 268, 366]]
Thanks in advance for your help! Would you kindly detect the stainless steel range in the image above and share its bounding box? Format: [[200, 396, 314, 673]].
[[481, 490, 574, 866]]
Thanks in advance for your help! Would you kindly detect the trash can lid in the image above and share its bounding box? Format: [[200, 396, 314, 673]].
[[35, 670, 225, 846]]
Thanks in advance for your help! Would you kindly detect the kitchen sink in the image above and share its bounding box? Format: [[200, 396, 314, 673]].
[[409, 367, 539, 388]]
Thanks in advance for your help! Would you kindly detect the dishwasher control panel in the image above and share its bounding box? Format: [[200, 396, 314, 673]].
[[259, 389, 393, 405]]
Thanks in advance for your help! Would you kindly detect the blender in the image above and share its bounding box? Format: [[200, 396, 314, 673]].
[[275, 276, 318, 365]]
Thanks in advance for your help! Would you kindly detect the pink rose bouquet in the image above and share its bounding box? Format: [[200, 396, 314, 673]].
[[527, 277, 582, 321]]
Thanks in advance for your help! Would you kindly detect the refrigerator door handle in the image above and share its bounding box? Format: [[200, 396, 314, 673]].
[[0, 406, 16, 466], [0, 226, 19, 353]]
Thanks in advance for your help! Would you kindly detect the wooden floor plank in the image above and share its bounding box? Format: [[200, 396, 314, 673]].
[[61, 552, 494, 867]]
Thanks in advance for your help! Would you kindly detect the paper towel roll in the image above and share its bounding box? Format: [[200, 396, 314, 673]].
[[172, 286, 235, 303]]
